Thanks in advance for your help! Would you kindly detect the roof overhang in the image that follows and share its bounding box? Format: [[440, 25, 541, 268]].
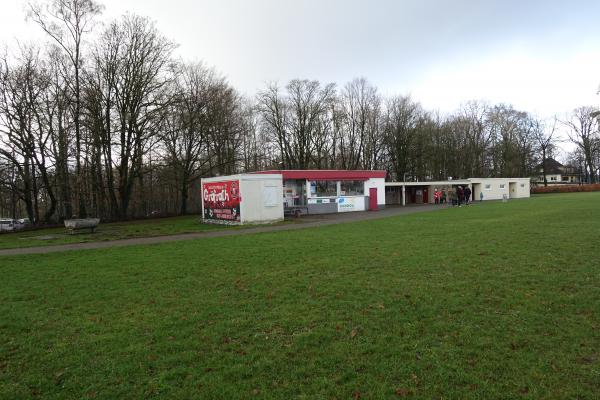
[[385, 180, 471, 187], [251, 170, 387, 180]]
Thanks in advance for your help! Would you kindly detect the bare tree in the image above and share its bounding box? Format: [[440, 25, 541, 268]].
[[0, 47, 59, 224], [486, 104, 535, 177], [44, 47, 74, 219], [160, 62, 215, 214], [88, 14, 176, 218], [562, 106, 599, 183], [257, 83, 290, 167], [383, 95, 422, 180], [531, 116, 559, 186], [205, 81, 244, 176], [29, 0, 103, 217], [336, 78, 379, 169], [455, 101, 490, 177], [258, 80, 335, 169]]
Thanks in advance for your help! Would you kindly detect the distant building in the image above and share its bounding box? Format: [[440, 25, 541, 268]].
[[385, 178, 530, 205], [533, 158, 582, 185]]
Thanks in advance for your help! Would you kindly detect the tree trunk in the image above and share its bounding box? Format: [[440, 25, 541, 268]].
[[180, 171, 189, 215], [542, 149, 548, 187]]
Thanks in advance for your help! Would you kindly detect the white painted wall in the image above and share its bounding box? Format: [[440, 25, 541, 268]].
[[512, 179, 530, 198], [202, 174, 283, 225], [470, 178, 530, 200], [239, 175, 284, 224], [364, 178, 386, 207]]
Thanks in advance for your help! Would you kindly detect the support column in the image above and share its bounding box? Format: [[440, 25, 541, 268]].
[[402, 185, 406, 206]]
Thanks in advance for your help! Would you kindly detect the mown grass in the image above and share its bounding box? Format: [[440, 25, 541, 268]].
[[0, 193, 599, 399], [0, 215, 229, 249]]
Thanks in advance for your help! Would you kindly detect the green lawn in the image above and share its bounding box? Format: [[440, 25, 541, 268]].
[[0, 215, 230, 249], [1, 193, 599, 399]]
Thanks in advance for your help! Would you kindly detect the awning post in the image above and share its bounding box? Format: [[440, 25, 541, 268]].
[[402, 185, 406, 206]]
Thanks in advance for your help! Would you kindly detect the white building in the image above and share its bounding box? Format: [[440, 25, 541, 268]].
[[532, 158, 582, 185], [201, 174, 284, 225], [201, 170, 387, 224], [469, 178, 530, 201], [385, 178, 530, 205]]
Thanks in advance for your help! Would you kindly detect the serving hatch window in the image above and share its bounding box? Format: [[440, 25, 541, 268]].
[[312, 180, 338, 197], [340, 180, 364, 195]]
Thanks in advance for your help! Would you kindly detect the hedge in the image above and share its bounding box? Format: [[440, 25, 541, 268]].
[[531, 184, 600, 194]]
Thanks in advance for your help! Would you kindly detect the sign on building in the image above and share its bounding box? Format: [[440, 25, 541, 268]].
[[202, 180, 241, 222], [337, 196, 365, 212]]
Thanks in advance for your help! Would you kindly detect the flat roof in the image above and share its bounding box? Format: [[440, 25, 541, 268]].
[[386, 180, 470, 187], [201, 173, 283, 183], [252, 170, 387, 180], [468, 177, 531, 182], [385, 178, 530, 186], [386, 177, 531, 186]]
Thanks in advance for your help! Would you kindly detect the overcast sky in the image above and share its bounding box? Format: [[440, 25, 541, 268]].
[[1, 0, 600, 120]]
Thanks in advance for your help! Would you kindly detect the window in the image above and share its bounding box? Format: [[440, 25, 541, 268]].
[[499, 184, 505, 189], [520, 183, 525, 188], [312, 180, 337, 197], [484, 184, 491, 190], [263, 186, 279, 207], [340, 180, 364, 196], [550, 176, 557, 181]]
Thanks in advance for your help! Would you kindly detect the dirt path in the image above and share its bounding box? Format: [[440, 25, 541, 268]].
[[0, 205, 443, 256]]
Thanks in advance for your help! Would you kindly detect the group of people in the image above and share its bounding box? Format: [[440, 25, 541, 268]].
[[433, 185, 472, 206]]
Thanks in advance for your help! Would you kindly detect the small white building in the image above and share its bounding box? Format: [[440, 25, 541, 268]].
[[201, 174, 284, 225], [201, 170, 387, 224], [252, 170, 387, 214], [469, 178, 530, 201]]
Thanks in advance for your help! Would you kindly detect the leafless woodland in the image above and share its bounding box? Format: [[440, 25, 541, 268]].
[[1, 0, 598, 223]]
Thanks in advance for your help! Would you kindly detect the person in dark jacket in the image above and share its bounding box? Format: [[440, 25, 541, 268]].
[[457, 186, 464, 206], [464, 186, 472, 205]]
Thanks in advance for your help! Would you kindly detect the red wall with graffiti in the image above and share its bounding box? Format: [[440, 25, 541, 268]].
[[202, 180, 241, 222]]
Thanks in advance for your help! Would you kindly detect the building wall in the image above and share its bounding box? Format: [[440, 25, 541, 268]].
[[512, 179, 530, 198], [534, 174, 581, 185], [202, 174, 284, 225], [540, 174, 562, 183], [470, 178, 530, 201], [201, 174, 243, 225], [364, 178, 386, 209], [473, 179, 509, 201], [385, 187, 403, 205], [386, 178, 530, 205], [240, 175, 284, 224], [303, 177, 384, 212], [306, 201, 338, 214]]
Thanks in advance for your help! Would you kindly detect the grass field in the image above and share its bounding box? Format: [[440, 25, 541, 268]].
[[0, 215, 230, 249], [1, 193, 599, 399]]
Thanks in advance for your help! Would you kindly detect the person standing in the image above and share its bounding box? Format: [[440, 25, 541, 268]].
[[450, 188, 457, 206], [464, 186, 472, 205], [457, 186, 464, 207]]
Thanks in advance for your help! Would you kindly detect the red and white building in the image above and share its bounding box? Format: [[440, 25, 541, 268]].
[[201, 170, 386, 224]]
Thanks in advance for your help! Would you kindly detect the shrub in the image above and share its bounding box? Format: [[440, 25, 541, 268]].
[[531, 184, 600, 194]]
